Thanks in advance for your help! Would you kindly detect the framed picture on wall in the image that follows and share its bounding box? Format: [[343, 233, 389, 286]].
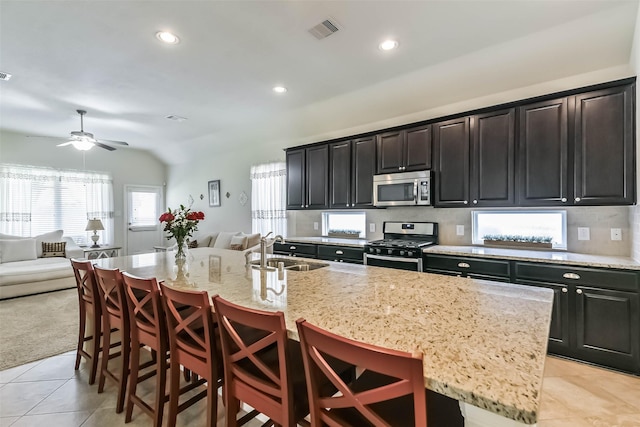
[[208, 180, 221, 207]]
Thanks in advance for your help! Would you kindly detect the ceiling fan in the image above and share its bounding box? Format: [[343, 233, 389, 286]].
[[32, 109, 129, 151]]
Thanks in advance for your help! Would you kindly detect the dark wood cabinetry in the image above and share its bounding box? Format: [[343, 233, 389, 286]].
[[517, 98, 569, 205], [573, 85, 635, 205], [376, 125, 431, 174], [424, 254, 511, 282], [273, 242, 318, 258], [514, 262, 640, 374], [433, 118, 470, 207], [471, 109, 515, 206], [317, 245, 364, 264], [329, 137, 376, 208], [286, 146, 329, 210]]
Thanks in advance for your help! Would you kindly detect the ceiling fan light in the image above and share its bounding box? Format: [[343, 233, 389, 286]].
[[71, 140, 95, 151], [156, 31, 180, 44]]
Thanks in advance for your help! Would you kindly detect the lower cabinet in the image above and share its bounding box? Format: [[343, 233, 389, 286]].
[[514, 262, 640, 374], [317, 245, 364, 264], [273, 242, 317, 258], [423, 254, 511, 282]]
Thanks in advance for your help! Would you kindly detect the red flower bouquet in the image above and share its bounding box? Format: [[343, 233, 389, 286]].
[[159, 205, 205, 260]]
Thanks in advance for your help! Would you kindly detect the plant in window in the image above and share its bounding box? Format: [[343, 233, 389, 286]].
[[159, 205, 205, 260], [482, 234, 553, 249]]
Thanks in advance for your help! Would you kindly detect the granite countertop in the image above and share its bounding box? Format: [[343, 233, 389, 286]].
[[282, 236, 368, 247], [95, 248, 553, 424], [425, 245, 640, 270]]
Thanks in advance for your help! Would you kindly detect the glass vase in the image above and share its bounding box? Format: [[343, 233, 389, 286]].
[[173, 238, 189, 262]]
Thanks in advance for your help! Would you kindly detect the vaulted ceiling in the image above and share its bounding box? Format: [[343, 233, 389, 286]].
[[0, 1, 637, 164]]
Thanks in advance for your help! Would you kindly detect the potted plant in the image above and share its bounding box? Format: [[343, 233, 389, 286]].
[[482, 234, 553, 249]]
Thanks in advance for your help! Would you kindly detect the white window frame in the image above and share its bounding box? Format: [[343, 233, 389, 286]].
[[321, 211, 366, 238], [472, 210, 567, 250]]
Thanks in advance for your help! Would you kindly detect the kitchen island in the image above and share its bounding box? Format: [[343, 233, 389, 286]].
[[94, 247, 554, 426]]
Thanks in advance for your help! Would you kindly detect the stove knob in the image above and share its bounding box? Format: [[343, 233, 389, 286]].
[[399, 250, 405, 256], [369, 247, 375, 253], [376, 248, 381, 254], [407, 251, 414, 257], [387, 249, 393, 255]]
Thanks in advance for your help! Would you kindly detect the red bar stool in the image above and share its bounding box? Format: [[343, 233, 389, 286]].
[[70, 259, 102, 385], [212, 295, 313, 427], [296, 318, 431, 427], [94, 265, 131, 414], [160, 284, 224, 427]]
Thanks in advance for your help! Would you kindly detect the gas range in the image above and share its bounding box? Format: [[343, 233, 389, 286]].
[[364, 221, 438, 271]]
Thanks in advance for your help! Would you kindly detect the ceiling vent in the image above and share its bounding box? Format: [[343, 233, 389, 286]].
[[166, 115, 187, 122], [0, 72, 12, 81], [308, 18, 340, 40]]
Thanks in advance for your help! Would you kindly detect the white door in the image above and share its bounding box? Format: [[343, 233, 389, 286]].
[[124, 185, 164, 255]]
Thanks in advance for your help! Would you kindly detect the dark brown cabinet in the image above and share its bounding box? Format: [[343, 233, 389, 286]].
[[517, 98, 569, 206], [514, 262, 640, 374], [471, 109, 515, 206], [573, 85, 635, 205], [433, 117, 470, 207], [376, 125, 431, 174], [424, 254, 511, 282], [329, 136, 376, 208], [273, 242, 317, 258], [317, 245, 364, 264], [286, 145, 329, 210]]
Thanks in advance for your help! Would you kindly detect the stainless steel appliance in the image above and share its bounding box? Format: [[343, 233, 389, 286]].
[[373, 171, 431, 207], [364, 221, 438, 271]]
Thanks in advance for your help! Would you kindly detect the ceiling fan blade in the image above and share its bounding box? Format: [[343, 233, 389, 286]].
[[94, 142, 116, 151], [96, 138, 128, 146], [56, 141, 74, 147]]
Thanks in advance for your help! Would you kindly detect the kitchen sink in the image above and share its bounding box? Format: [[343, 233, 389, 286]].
[[250, 257, 329, 271]]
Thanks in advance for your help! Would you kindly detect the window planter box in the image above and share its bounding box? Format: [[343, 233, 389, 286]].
[[483, 240, 552, 250]]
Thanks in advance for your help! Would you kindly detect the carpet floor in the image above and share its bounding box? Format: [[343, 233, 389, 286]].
[[0, 289, 78, 370]]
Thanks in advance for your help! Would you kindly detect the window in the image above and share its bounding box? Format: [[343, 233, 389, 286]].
[[472, 210, 567, 249], [322, 212, 366, 238], [250, 162, 287, 236], [0, 164, 114, 245], [128, 188, 160, 231]]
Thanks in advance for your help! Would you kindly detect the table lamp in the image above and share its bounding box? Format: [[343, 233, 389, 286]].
[[86, 218, 105, 248]]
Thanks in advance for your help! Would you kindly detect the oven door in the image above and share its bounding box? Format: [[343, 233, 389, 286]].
[[363, 253, 423, 272]]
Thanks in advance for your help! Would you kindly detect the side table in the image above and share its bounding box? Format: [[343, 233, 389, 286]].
[[83, 245, 122, 260]]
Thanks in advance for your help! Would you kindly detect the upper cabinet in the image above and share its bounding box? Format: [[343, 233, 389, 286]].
[[517, 98, 569, 206], [573, 85, 634, 205], [433, 117, 470, 207], [286, 145, 329, 210], [376, 125, 431, 174], [329, 136, 376, 208]]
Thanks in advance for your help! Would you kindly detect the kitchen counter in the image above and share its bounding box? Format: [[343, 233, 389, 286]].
[[281, 236, 367, 247], [95, 248, 553, 425], [424, 245, 640, 270]]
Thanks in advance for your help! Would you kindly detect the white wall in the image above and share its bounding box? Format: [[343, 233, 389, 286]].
[[0, 130, 167, 250]]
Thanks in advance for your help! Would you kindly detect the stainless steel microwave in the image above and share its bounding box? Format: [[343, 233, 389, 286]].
[[373, 171, 431, 207]]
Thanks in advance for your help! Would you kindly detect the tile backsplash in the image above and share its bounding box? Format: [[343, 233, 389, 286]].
[[289, 206, 632, 257]]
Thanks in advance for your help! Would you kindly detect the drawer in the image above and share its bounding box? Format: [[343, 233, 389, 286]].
[[425, 254, 511, 278], [274, 242, 317, 257], [514, 262, 639, 292], [317, 245, 364, 262]]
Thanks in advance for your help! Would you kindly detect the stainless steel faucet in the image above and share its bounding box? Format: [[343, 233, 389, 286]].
[[259, 232, 284, 268]]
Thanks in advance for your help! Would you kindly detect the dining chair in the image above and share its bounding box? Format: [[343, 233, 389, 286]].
[[212, 295, 313, 427], [296, 318, 430, 427], [121, 272, 170, 427], [94, 265, 131, 414], [70, 259, 102, 385], [160, 283, 223, 427]]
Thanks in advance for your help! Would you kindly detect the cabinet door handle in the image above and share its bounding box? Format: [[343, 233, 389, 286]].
[[576, 289, 583, 295], [562, 272, 580, 280], [473, 200, 478, 204], [335, 250, 344, 255], [289, 246, 297, 250], [561, 198, 567, 203], [574, 197, 581, 202], [301, 205, 304, 208], [463, 200, 468, 205], [458, 262, 470, 268], [562, 287, 568, 293]]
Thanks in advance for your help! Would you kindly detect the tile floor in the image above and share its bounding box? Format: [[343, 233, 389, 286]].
[[0, 351, 638, 426]]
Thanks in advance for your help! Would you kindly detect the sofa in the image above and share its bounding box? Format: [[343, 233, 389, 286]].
[[186, 231, 265, 255], [0, 230, 84, 300]]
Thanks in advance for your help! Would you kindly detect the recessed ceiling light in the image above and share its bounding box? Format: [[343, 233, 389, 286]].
[[273, 86, 287, 94], [379, 39, 398, 51], [156, 31, 180, 44]]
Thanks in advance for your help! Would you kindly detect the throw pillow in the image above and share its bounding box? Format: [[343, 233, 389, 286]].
[[41, 241, 67, 258], [213, 231, 241, 249], [229, 235, 248, 251], [0, 238, 37, 263], [244, 233, 261, 249], [188, 239, 198, 249], [35, 230, 64, 257]]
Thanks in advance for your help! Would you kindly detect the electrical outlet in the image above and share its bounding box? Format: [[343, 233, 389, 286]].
[[369, 223, 376, 233], [456, 225, 464, 236], [578, 227, 590, 241], [611, 228, 622, 241], [313, 222, 318, 230]]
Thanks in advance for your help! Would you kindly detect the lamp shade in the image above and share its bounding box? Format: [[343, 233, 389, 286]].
[[85, 219, 105, 231]]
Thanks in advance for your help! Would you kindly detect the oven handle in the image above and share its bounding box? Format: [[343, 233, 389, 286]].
[[364, 254, 421, 264]]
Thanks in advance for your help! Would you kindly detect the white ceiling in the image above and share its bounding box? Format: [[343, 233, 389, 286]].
[[0, 0, 638, 164]]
